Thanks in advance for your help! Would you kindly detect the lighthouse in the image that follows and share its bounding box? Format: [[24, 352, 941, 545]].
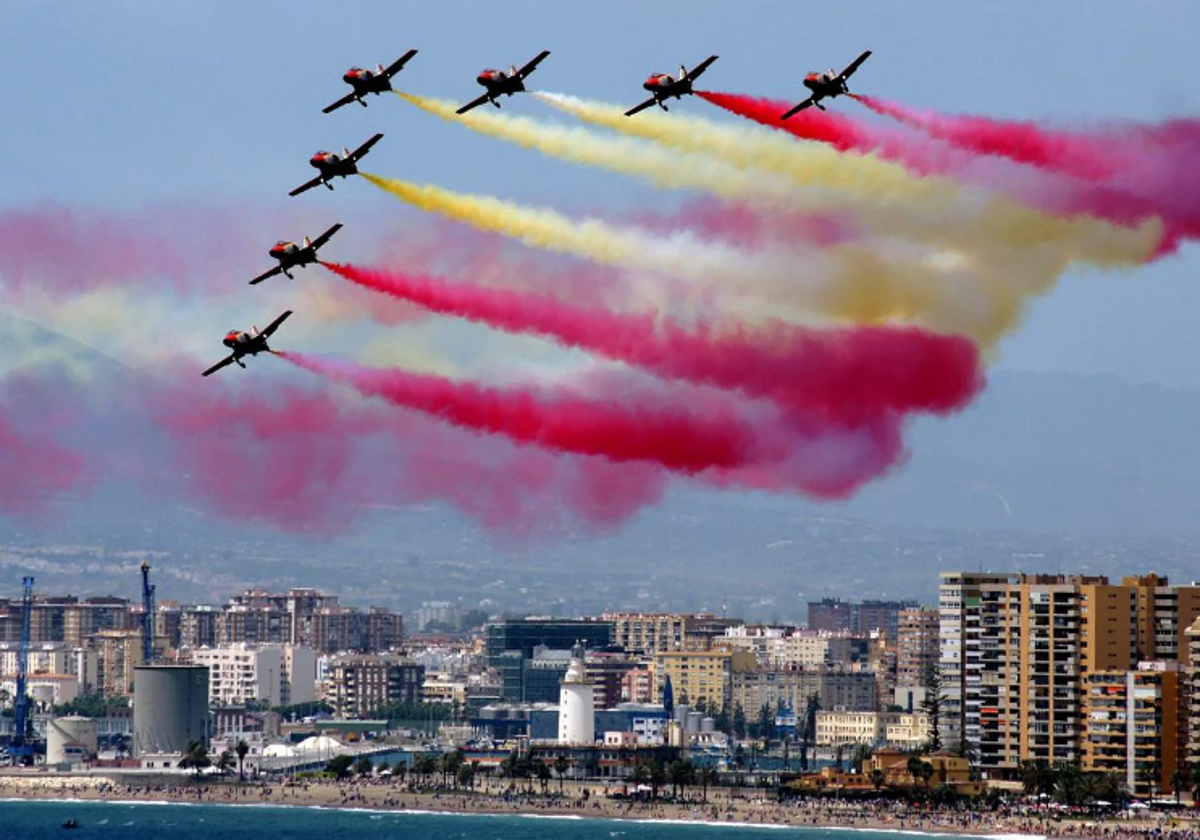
[[557, 642, 595, 745]]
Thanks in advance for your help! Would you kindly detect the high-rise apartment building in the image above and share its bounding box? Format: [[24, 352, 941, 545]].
[[896, 607, 940, 688], [942, 570, 1197, 780], [1082, 661, 1184, 798]]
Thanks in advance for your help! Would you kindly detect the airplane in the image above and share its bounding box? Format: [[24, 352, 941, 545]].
[[201, 310, 292, 377], [249, 223, 343, 286], [289, 133, 384, 197], [624, 55, 719, 117], [780, 50, 872, 118], [322, 49, 419, 113], [455, 50, 551, 115]]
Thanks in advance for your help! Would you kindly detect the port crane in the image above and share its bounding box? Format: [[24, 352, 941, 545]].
[[140, 561, 156, 663], [7, 576, 34, 764]]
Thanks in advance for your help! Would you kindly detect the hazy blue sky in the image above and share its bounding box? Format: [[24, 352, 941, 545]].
[[4, 0, 1200, 386]]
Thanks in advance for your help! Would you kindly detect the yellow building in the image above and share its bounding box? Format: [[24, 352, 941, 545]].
[[1083, 661, 1184, 798], [652, 649, 755, 712], [94, 630, 144, 696]]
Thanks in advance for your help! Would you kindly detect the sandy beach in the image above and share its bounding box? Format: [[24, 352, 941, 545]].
[[1, 773, 1197, 838]]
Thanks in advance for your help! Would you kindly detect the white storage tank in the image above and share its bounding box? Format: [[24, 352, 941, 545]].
[[132, 665, 210, 757], [686, 711, 702, 732], [700, 716, 716, 733], [47, 716, 98, 765]]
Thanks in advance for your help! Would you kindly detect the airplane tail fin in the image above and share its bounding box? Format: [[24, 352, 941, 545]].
[[252, 325, 259, 336], [342, 146, 351, 158], [376, 63, 385, 74], [508, 64, 518, 76], [679, 65, 687, 81], [302, 236, 312, 248]]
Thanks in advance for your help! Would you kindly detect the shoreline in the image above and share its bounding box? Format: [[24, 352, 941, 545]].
[[0, 775, 1191, 838]]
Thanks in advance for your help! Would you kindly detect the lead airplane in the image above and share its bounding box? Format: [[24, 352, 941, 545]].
[[201, 310, 292, 377], [249, 223, 343, 286], [781, 50, 872, 118], [455, 50, 551, 114], [322, 49, 419, 113], [624, 55, 719, 116], [289, 133, 384, 197]]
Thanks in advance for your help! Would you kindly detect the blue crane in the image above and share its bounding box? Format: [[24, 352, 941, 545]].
[[140, 561, 156, 663], [7, 576, 34, 764]]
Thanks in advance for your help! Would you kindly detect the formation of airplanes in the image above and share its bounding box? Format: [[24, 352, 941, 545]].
[[202, 47, 871, 376]]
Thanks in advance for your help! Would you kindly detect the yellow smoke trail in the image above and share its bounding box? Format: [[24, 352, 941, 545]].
[[360, 172, 1148, 346], [532, 92, 1161, 269]]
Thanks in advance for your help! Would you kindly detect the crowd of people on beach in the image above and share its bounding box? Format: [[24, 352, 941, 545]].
[[1, 772, 1197, 839]]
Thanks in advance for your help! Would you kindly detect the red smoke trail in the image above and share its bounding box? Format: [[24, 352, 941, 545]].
[[0, 416, 85, 515], [277, 352, 766, 474], [0, 378, 87, 515], [698, 91, 1184, 252], [322, 262, 983, 426], [852, 95, 1129, 182], [147, 373, 667, 535], [696, 90, 932, 166]]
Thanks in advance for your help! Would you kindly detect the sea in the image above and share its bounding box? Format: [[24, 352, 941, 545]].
[[0, 800, 1025, 840]]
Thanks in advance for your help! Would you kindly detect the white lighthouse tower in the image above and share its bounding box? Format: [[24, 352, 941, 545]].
[[557, 642, 595, 746]]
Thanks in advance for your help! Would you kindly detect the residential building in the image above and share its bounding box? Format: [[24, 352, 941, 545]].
[[1083, 661, 1184, 798], [327, 654, 424, 719], [95, 629, 144, 696], [653, 649, 756, 712], [1187, 617, 1200, 767], [938, 572, 1017, 754], [896, 608, 939, 688], [1123, 574, 1200, 662], [191, 645, 286, 707], [731, 664, 878, 718]]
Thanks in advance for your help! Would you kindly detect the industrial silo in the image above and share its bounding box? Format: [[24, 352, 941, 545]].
[[132, 665, 210, 757], [700, 716, 716, 733], [47, 716, 98, 765]]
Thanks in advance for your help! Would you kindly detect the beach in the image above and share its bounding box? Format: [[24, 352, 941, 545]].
[[1, 772, 1196, 838]]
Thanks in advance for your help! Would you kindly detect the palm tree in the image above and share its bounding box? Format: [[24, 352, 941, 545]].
[[630, 761, 650, 789], [553, 754, 570, 794], [851, 743, 873, 774], [906, 755, 926, 789], [215, 749, 235, 777], [649, 761, 667, 800], [1170, 769, 1188, 805], [871, 768, 886, 792], [536, 760, 552, 794], [699, 766, 719, 802], [177, 740, 212, 780], [234, 739, 249, 781]]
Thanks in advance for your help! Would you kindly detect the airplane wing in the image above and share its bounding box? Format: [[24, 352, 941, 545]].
[[684, 55, 719, 83], [781, 97, 816, 119], [202, 356, 236, 377], [260, 309, 294, 338], [383, 49, 419, 79], [624, 97, 659, 117], [309, 222, 343, 251], [289, 174, 325, 197], [348, 132, 384, 162], [455, 92, 492, 115], [516, 50, 551, 80], [249, 265, 284, 286], [322, 91, 359, 114], [837, 50, 872, 83]]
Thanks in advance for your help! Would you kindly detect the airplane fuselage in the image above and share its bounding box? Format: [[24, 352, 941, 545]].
[[643, 75, 691, 108], [802, 72, 848, 104], [268, 241, 316, 274], [309, 153, 357, 188], [221, 331, 272, 365], [476, 70, 525, 101]]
